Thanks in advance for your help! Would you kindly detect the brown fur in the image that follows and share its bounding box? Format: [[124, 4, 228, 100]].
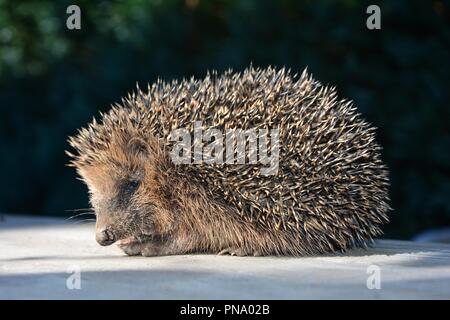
[[75, 129, 306, 256]]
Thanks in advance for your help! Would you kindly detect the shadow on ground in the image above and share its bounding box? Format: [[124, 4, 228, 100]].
[[1, 269, 449, 299]]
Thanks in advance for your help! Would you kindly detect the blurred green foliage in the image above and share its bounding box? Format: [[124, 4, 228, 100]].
[[0, 0, 449, 239]]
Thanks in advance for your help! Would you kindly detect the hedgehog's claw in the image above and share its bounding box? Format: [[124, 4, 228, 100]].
[[218, 248, 240, 256], [218, 247, 261, 257]]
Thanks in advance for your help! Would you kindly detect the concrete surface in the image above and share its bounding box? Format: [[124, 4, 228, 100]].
[[0, 214, 449, 299]]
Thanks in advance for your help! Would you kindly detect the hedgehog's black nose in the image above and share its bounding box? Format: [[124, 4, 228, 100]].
[[96, 228, 116, 246]]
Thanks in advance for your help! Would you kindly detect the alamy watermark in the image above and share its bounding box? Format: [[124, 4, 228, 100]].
[[66, 265, 81, 290], [66, 5, 380, 31], [66, 5, 81, 30], [168, 121, 280, 176], [366, 5, 381, 30], [366, 264, 381, 290]]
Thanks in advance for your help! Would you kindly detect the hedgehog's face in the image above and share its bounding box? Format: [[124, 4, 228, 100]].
[[77, 137, 163, 246]]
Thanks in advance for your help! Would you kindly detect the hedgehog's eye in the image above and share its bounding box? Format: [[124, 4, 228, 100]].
[[119, 179, 140, 199], [126, 179, 140, 193]]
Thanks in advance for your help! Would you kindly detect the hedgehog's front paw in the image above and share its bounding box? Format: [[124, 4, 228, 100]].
[[118, 239, 164, 257], [218, 247, 262, 257], [117, 240, 144, 256], [140, 242, 164, 257]]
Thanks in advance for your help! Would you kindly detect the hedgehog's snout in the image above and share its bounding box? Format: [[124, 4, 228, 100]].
[[96, 227, 116, 246]]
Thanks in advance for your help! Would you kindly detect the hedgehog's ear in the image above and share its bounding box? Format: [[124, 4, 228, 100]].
[[127, 137, 150, 159]]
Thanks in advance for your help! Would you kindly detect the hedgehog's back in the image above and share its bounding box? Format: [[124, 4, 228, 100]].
[[126, 66, 390, 253]]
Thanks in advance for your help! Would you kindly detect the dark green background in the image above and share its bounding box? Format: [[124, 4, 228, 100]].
[[0, 0, 449, 239]]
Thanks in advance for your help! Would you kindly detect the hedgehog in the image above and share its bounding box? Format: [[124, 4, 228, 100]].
[[67, 66, 390, 257]]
